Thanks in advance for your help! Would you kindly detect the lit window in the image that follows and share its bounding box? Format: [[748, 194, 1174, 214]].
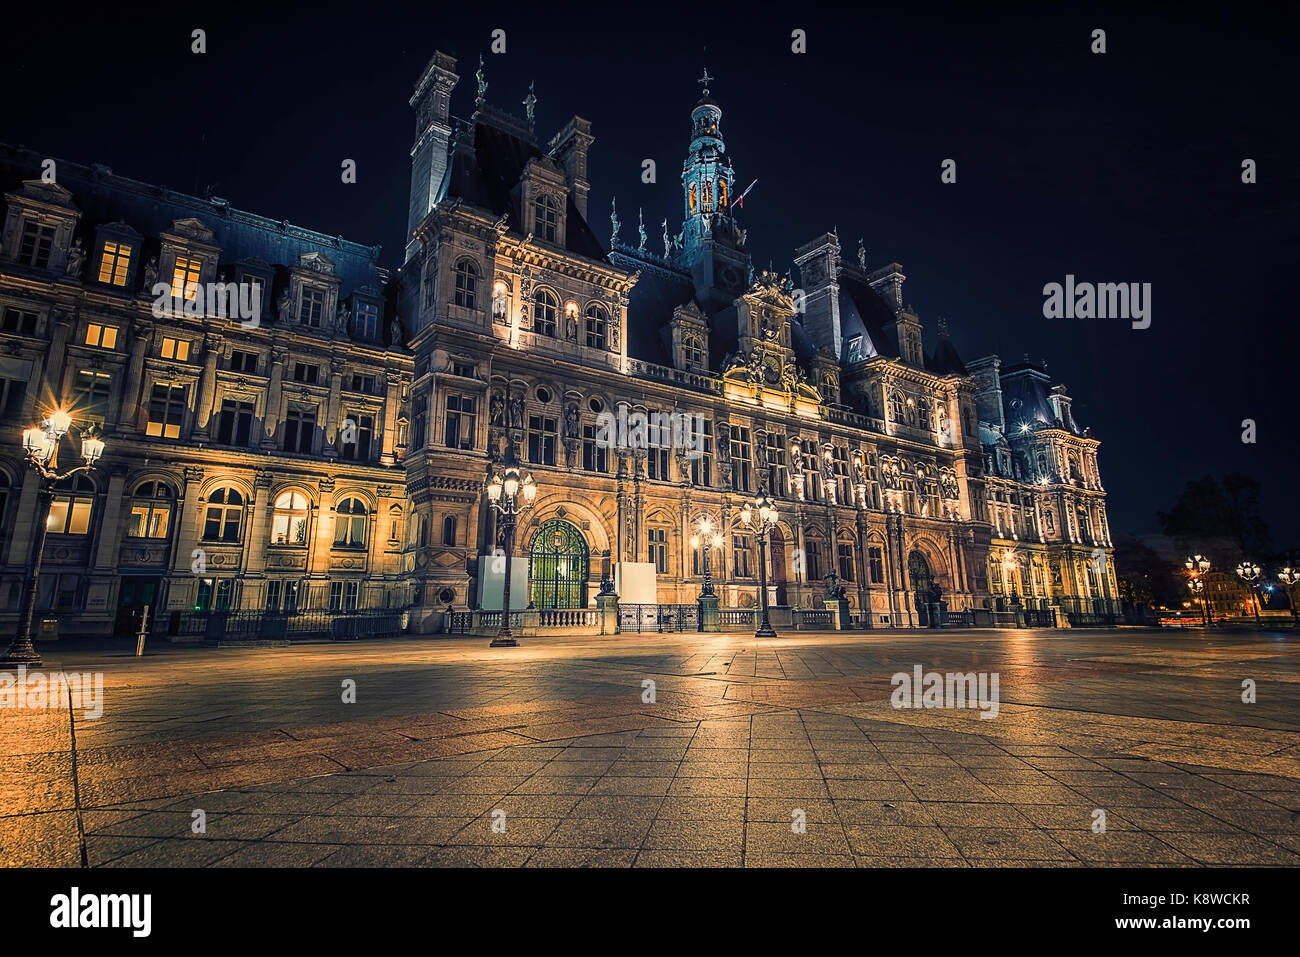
[[145, 384, 186, 439], [97, 241, 132, 286], [333, 497, 367, 548], [127, 481, 174, 539], [171, 256, 202, 300], [48, 475, 95, 535], [160, 337, 190, 361], [353, 301, 379, 339], [84, 323, 118, 349], [271, 490, 310, 545]]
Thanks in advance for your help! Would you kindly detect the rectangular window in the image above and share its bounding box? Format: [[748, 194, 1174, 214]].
[[690, 419, 712, 487], [84, 323, 118, 349], [443, 394, 476, 450], [171, 256, 202, 300], [647, 447, 670, 481], [801, 440, 821, 501], [146, 384, 186, 439], [765, 433, 786, 497], [283, 407, 316, 454], [160, 336, 190, 361], [528, 414, 557, 466], [341, 413, 374, 461], [731, 426, 752, 493], [348, 373, 376, 395], [1, 308, 38, 335], [298, 287, 325, 327], [216, 399, 255, 447], [0, 377, 26, 419], [354, 302, 378, 339], [229, 350, 259, 373], [838, 543, 855, 582], [647, 528, 668, 573], [329, 581, 342, 612], [411, 396, 427, 449], [732, 533, 753, 577], [265, 580, 282, 612], [56, 574, 82, 611], [47, 496, 92, 536], [832, 446, 852, 504], [18, 222, 55, 268], [214, 579, 234, 611], [451, 361, 475, 378], [805, 541, 823, 581], [97, 240, 132, 286], [291, 363, 319, 384], [582, 424, 608, 473], [868, 546, 885, 584], [243, 275, 266, 321], [329, 581, 358, 612], [283, 580, 300, 612]]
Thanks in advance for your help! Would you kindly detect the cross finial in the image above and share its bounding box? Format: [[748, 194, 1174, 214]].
[[698, 67, 714, 96]]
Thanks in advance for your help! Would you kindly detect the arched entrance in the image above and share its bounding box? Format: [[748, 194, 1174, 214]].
[[908, 551, 937, 626], [528, 519, 589, 609], [769, 528, 788, 605]]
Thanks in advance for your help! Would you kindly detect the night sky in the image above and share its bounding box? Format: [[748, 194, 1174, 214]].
[[3, 1, 1295, 544]]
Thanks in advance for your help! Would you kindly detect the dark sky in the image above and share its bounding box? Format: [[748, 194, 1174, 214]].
[[3, 1, 1295, 546]]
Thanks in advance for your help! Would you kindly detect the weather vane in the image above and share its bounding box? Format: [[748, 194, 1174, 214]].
[[698, 68, 714, 97]]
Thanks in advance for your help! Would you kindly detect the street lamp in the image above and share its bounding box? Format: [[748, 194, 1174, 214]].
[[484, 451, 537, 647], [2, 412, 106, 666], [1278, 567, 1299, 625], [689, 517, 722, 599], [1002, 552, 1020, 606], [1236, 561, 1262, 627], [1185, 554, 1212, 626], [740, 491, 779, 638]]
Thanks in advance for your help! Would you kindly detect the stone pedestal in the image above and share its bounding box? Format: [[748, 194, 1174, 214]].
[[824, 598, 850, 630], [597, 593, 620, 635], [698, 594, 720, 632]]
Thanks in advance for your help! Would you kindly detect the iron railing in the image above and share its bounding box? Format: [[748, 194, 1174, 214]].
[[619, 603, 699, 633], [794, 608, 833, 629], [170, 608, 405, 642]]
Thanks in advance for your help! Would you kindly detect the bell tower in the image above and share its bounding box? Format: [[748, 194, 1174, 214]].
[[679, 70, 750, 314]]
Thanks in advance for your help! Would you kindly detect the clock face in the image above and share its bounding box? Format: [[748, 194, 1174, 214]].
[[764, 357, 782, 385], [720, 266, 742, 288]]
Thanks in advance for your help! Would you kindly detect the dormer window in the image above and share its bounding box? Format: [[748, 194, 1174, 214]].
[[584, 302, 608, 350], [171, 256, 201, 299], [18, 222, 55, 268], [847, 335, 863, 362], [683, 335, 704, 371], [96, 240, 132, 286], [534, 194, 559, 243], [298, 287, 325, 327], [354, 301, 379, 339]]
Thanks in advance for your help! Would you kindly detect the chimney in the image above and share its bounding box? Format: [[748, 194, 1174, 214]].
[[965, 355, 1004, 432], [406, 51, 459, 264], [792, 231, 842, 357], [549, 116, 593, 219]]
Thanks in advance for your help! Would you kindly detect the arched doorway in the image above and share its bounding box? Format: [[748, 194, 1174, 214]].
[[908, 551, 936, 626], [769, 528, 788, 605], [528, 519, 589, 609]]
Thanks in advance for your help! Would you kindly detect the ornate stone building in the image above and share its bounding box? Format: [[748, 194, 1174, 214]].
[[399, 54, 1119, 631], [0, 51, 1119, 639]]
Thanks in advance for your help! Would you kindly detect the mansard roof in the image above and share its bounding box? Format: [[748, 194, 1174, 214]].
[[926, 329, 968, 376], [836, 269, 901, 363], [436, 115, 606, 261]]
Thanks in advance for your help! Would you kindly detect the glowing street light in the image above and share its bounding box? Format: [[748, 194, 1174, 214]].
[[740, 490, 779, 638], [2, 412, 107, 666], [1236, 561, 1262, 628], [484, 450, 537, 647], [1184, 554, 1212, 627]]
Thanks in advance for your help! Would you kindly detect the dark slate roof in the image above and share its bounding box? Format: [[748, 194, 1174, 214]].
[[837, 270, 899, 363], [926, 330, 967, 375], [0, 144, 385, 298], [437, 115, 606, 262], [607, 250, 695, 367], [999, 363, 1061, 432]]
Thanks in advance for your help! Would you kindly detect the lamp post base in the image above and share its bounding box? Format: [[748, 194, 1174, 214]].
[[0, 648, 42, 667], [755, 622, 778, 638], [489, 635, 519, 647]]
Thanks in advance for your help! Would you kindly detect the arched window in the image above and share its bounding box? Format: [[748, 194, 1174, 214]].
[[534, 194, 559, 243], [688, 182, 698, 214], [442, 515, 457, 546], [271, 490, 310, 546], [890, 392, 905, 421], [702, 180, 713, 209], [683, 335, 704, 371], [584, 302, 608, 350], [203, 487, 244, 542], [334, 497, 367, 548], [453, 259, 478, 309], [491, 280, 508, 320], [533, 288, 558, 337], [718, 178, 728, 207], [49, 475, 95, 535], [127, 480, 174, 539]]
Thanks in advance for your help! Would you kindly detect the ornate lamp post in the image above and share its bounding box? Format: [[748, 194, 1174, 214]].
[[1236, 561, 1262, 627], [740, 491, 779, 638], [1, 411, 105, 666], [1278, 567, 1299, 625], [484, 451, 536, 647], [1185, 554, 1211, 626], [691, 516, 723, 633]]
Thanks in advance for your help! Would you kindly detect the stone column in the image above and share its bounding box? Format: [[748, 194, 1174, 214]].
[[44, 310, 73, 397], [242, 471, 274, 575], [261, 349, 286, 449], [192, 333, 223, 438], [4, 469, 41, 568], [379, 372, 406, 465], [119, 323, 151, 432], [855, 510, 871, 627], [91, 467, 128, 571]]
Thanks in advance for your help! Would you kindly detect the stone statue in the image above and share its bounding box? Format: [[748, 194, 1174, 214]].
[[522, 81, 536, 125], [564, 403, 578, 439], [566, 311, 578, 340], [858, 238, 866, 271], [490, 391, 505, 426], [610, 197, 620, 247], [142, 257, 158, 290], [337, 303, 351, 331], [277, 288, 293, 323], [476, 54, 488, 102], [637, 208, 646, 253], [662, 219, 670, 259], [508, 396, 524, 430], [389, 314, 404, 345], [65, 238, 85, 278]]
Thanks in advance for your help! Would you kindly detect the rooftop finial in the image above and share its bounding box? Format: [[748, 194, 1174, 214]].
[[522, 81, 536, 126], [610, 197, 620, 247], [698, 67, 714, 97], [937, 316, 949, 335], [857, 238, 866, 271], [637, 207, 646, 253], [475, 55, 488, 105]]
